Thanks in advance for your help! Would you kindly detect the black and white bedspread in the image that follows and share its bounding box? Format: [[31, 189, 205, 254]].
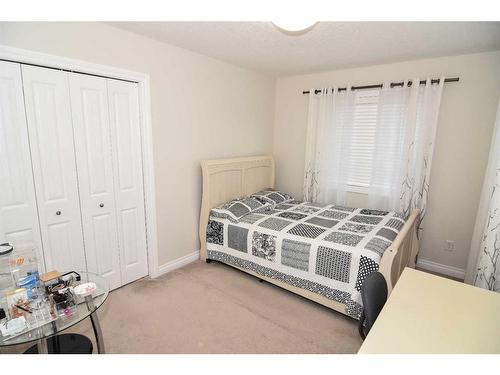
[[206, 198, 406, 319]]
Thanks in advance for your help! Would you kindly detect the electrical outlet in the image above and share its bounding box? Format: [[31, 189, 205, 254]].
[[445, 240, 455, 252]]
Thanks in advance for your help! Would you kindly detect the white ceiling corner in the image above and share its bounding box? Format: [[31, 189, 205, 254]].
[[107, 22, 500, 77]]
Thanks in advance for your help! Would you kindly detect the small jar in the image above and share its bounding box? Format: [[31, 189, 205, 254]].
[[0, 307, 6, 325]]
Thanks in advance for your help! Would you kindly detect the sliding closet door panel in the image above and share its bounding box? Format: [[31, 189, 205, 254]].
[[69, 73, 121, 290], [0, 61, 43, 262], [108, 79, 148, 283], [22, 65, 86, 273]]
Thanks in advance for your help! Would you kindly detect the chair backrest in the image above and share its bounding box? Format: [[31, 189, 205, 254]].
[[359, 271, 388, 339]]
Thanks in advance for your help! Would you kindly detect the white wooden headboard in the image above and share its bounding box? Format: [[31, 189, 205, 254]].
[[199, 155, 275, 260]]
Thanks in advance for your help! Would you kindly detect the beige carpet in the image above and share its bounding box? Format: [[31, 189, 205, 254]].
[[2, 260, 362, 354]]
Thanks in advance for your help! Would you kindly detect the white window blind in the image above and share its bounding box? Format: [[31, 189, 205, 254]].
[[346, 89, 380, 189]]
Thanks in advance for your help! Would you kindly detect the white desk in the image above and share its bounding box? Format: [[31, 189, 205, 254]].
[[358, 267, 500, 354]]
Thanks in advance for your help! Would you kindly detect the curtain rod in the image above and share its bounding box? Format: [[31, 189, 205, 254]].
[[302, 77, 459, 95]]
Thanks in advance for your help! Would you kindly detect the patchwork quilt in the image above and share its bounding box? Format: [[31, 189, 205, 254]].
[[206, 197, 406, 319]]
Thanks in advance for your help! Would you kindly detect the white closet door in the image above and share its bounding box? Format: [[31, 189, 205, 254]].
[[108, 79, 148, 283], [22, 65, 87, 273], [69, 73, 121, 290], [0, 61, 43, 263]]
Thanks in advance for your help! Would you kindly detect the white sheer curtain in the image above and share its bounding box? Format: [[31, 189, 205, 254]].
[[303, 88, 355, 205], [304, 78, 444, 227], [465, 100, 500, 291], [366, 84, 409, 210], [368, 79, 444, 222]]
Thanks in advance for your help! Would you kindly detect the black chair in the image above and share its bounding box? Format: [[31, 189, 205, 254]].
[[24, 334, 93, 354], [358, 271, 388, 340]]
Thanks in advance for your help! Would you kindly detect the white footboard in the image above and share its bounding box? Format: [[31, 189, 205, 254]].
[[379, 209, 420, 293]]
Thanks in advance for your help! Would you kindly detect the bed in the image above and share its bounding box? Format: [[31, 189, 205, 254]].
[[199, 155, 419, 318]]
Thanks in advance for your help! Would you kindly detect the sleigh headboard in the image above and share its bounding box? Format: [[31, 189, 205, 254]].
[[198, 155, 275, 260]]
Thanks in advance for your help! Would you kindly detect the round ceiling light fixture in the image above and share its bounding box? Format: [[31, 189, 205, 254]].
[[272, 21, 318, 35]]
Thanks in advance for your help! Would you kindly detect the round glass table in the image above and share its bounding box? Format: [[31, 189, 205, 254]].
[[0, 271, 109, 354]]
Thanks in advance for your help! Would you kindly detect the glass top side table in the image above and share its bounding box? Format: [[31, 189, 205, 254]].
[[0, 271, 109, 354]]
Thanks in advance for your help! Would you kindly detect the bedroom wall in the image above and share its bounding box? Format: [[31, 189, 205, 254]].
[[273, 51, 500, 274], [0, 22, 276, 268]]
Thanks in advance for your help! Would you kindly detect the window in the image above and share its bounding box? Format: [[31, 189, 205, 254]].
[[304, 81, 441, 209], [346, 89, 380, 191]]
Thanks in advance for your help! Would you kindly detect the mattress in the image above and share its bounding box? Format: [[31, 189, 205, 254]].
[[206, 199, 406, 318]]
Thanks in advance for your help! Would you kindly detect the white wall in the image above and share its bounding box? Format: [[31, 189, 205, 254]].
[[0, 22, 276, 266], [274, 51, 500, 272]]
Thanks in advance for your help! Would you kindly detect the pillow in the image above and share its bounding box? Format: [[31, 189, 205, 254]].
[[210, 196, 273, 222], [250, 189, 294, 207]]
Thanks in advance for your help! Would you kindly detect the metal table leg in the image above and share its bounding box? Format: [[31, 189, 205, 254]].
[[36, 338, 48, 354], [85, 295, 105, 354]]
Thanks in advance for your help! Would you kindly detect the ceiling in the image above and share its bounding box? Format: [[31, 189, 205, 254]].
[[109, 22, 500, 77]]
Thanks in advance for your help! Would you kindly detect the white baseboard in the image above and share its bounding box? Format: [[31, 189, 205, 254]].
[[156, 250, 200, 277], [416, 258, 465, 280], [155, 251, 465, 281]]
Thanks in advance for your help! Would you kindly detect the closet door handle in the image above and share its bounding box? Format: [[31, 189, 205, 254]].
[[99, 203, 104, 208], [56, 210, 62, 216]]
